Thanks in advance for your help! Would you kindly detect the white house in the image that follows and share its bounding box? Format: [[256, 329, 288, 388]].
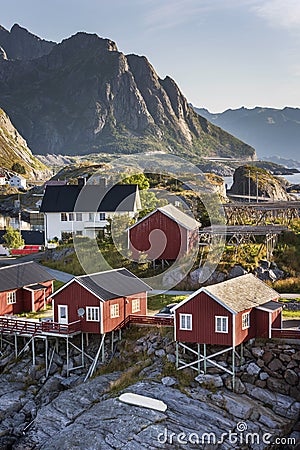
[[9, 175, 27, 189], [0, 175, 6, 186], [40, 183, 141, 242]]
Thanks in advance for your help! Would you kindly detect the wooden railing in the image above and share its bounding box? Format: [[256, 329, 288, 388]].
[[0, 317, 81, 336], [271, 328, 300, 340], [113, 314, 174, 331]]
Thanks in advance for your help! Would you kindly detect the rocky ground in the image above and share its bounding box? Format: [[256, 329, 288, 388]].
[[0, 329, 299, 449]]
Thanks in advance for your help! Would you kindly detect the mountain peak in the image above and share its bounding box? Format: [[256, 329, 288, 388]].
[[0, 23, 55, 60]]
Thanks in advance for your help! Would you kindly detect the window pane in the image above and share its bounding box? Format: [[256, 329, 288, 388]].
[[76, 213, 82, 221]]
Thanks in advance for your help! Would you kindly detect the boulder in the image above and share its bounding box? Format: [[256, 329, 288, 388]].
[[268, 358, 284, 372], [246, 362, 261, 376], [227, 266, 247, 279], [161, 377, 177, 387], [251, 347, 264, 358], [195, 374, 223, 389], [267, 377, 289, 395], [284, 369, 298, 386]]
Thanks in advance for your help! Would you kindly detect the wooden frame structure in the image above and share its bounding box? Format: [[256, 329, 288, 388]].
[[224, 201, 300, 226], [199, 225, 287, 260]]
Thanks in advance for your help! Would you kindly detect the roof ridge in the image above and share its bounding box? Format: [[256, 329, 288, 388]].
[[0, 260, 35, 270], [77, 267, 127, 279]]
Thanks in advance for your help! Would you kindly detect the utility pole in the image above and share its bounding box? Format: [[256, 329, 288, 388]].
[[256, 171, 259, 203], [248, 169, 251, 203]]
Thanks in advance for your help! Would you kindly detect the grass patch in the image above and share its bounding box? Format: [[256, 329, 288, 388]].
[[283, 310, 300, 319], [147, 294, 187, 312]]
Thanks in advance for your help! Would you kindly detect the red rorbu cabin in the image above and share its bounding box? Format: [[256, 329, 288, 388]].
[[174, 273, 282, 346], [128, 204, 201, 261], [0, 261, 54, 315], [50, 268, 151, 334]]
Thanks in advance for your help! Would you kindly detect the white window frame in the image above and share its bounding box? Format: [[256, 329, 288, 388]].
[[242, 312, 250, 330], [179, 313, 192, 330], [215, 316, 228, 333], [60, 213, 67, 221], [99, 212, 106, 221], [76, 213, 83, 221], [68, 213, 74, 221], [7, 291, 16, 304], [132, 298, 140, 313], [110, 303, 120, 318], [89, 212, 95, 222], [86, 306, 100, 322]]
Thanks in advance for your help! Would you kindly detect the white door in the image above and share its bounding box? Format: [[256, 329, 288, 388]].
[[58, 305, 68, 324]]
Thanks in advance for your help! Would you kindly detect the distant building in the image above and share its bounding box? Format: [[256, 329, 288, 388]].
[[128, 204, 201, 261], [40, 183, 141, 242], [9, 175, 27, 189], [0, 174, 6, 186]]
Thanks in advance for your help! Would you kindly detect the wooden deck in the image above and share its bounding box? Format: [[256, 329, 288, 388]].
[[113, 314, 174, 331], [0, 316, 81, 337], [271, 328, 300, 340]]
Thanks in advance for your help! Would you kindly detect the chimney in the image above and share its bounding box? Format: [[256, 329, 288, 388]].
[[78, 177, 87, 187]]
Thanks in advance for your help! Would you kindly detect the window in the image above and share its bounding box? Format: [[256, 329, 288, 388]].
[[76, 213, 83, 221], [7, 291, 16, 304], [215, 316, 228, 333], [110, 304, 119, 318], [86, 307, 100, 322], [242, 312, 250, 330], [75, 231, 83, 236], [60, 213, 67, 221], [132, 298, 140, 313], [89, 213, 95, 222], [179, 314, 192, 330], [68, 213, 74, 221], [99, 213, 106, 221]]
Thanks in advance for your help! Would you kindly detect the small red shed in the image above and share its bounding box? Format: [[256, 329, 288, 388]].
[[128, 204, 201, 261], [50, 268, 151, 334], [174, 273, 282, 346], [0, 261, 54, 315]]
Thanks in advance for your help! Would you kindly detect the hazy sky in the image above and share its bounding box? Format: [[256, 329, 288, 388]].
[[2, 0, 300, 112]]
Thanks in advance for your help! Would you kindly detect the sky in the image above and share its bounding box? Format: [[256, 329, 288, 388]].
[[1, 0, 300, 112]]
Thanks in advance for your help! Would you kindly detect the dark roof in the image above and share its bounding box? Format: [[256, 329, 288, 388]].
[[24, 283, 48, 290], [40, 184, 140, 213], [0, 230, 44, 246], [53, 268, 151, 301], [256, 301, 282, 311], [0, 262, 53, 292]]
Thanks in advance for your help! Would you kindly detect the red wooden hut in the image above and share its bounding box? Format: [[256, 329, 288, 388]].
[[50, 268, 151, 334], [173, 274, 282, 384], [0, 261, 54, 315], [128, 204, 201, 261]]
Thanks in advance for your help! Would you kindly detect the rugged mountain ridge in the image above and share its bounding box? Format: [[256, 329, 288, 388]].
[[0, 26, 256, 160], [194, 106, 300, 161], [0, 24, 55, 60], [0, 108, 50, 179]]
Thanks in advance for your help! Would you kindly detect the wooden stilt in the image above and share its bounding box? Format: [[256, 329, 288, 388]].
[[111, 331, 114, 354], [32, 337, 36, 366], [240, 343, 244, 364], [45, 337, 48, 374], [66, 336, 69, 377], [232, 347, 235, 392], [203, 344, 207, 373], [14, 333, 18, 358], [81, 332, 84, 367], [197, 343, 201, 374], [175, 342, 179, 368], [101, 337, 105, 362], [85, 332, 89, 347]]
